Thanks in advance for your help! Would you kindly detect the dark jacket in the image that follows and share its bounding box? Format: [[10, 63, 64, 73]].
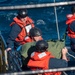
[[6, 24, 21, 49]]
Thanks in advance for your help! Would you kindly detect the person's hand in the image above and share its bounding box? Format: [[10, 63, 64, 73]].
[[62, 47, 68, 55], [5, 48, 11, 51], [62, 47, 68, 61]]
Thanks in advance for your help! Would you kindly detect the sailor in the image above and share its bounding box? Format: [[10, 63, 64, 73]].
[[21, 27, 43, 58], [27, 40, 68, 75], [66, 6, 75, 52], [6, 9, 35, 51], [21, 27, 43, 70]]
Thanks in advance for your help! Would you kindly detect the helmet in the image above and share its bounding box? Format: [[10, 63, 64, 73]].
[[35, 40, 48, 52], [18, 9, 27, 18], [29, 27, 42, 37], [71, 6, 75, 13]]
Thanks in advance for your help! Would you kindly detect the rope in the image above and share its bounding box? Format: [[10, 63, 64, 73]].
[[66, 46, 75, 59], [1, 67, 75, 75], [54, 0, 60, 40], [67, 52, 75, 59], [0, 1, 75, 10], [63, 72, 68, 75]]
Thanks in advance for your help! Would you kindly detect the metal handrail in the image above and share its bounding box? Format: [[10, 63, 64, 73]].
[[0, 1, 75, 10], [1, 67, 75, 75]]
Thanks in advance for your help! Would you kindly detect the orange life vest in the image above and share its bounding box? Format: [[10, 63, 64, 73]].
[[27, 51, 61, 75], [10, 16, 34, 44], [66, 14, 75, 38]]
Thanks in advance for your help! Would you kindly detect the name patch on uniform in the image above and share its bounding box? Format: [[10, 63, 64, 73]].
[[38, 52, 46, 58], [25, 24, 32, 33]]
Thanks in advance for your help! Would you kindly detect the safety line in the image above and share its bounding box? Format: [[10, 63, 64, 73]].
[[54, 0, 60, 40], [0, 1, 75, 10]]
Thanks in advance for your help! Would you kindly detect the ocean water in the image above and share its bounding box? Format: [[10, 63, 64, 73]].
[[0, 0, 74, 45]]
